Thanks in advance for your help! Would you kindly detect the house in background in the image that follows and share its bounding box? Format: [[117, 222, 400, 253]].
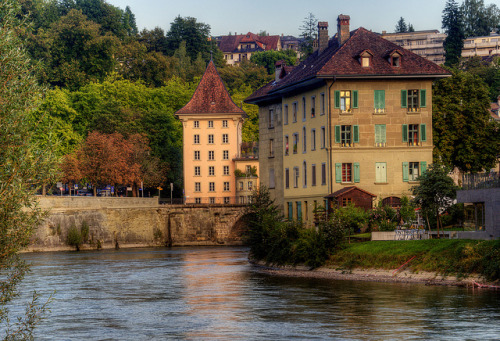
[[462, 32, 500, 58], [215, 32, 281, 65], [246, 15, 450, 224], [176, 60, 258, 204]]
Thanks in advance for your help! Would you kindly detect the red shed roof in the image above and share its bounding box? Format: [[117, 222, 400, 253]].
[[176, 60, 245, 115]]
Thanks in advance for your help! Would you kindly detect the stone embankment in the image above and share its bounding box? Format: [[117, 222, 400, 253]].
[[29, 197, 248, 252]]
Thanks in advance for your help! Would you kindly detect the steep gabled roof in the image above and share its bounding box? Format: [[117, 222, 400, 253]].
[[176, 61, 245, 115], [246, 27, 450, 103]]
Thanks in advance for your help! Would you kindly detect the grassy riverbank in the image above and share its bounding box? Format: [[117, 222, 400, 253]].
[[328, 239, 500, 281]]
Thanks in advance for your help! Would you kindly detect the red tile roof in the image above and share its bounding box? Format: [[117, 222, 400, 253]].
[[246, 27, 450, 103], [176, 61, 245, 115], [324, 186, 376, 198], [217, 33, 281, 53]]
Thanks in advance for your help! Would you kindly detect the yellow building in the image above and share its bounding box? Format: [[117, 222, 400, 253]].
[[176, 61, 252, 204], [246, 15, 450, 223]]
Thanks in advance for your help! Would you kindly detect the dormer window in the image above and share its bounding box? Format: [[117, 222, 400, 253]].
[[389, 50, 403, 67], [359, 50, 373, 68]]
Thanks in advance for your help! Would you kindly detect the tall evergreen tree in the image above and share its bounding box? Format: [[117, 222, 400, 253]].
[[395, 17, 408, 33], [299, 12, 317, 59], [442, 0, 465, 67], [461, 0, 500, 37]]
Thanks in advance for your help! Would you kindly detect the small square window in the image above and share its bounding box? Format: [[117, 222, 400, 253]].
[[209, 166, 215, 176], [224, 182, 230, 191], [195, 198, 201, 204], [208, 134, 214, 144], [209, 197, 215, 204], [208, 151, 214, 160], [208, 121, 213, 128], [223, 165, 229, 175], [194, 166, 200, 176], [223, 150, 229, 160], [194, 151, 200, 160], [194, 121, 199, 128], [222, 120, 228, 128], [194, 135, 200, 144], [194, 182, 201, 192], [224, 197, 230, 204], [209, 182, 215, 192], [222, 134, 229, 144]]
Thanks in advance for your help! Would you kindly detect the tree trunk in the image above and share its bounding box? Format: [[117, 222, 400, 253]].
[[436, 209, 440, 238], [42, 184, 47, 196]]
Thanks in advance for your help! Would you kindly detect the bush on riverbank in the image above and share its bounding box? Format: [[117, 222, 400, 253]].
[[330, 239, 500, 281]]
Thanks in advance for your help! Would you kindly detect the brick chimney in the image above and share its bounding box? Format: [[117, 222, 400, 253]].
[[275, 60, 285, 82], [337, 14, 350, 46], [318, 22, 329, 53]]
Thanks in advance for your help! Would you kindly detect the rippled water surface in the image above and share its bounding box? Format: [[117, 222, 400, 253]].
[[11, 247, 500, 340]]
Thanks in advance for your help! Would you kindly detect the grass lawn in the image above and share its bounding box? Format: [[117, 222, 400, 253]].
[[328, 239, 500, 281]]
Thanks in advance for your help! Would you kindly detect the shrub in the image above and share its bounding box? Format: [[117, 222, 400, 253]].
[[67, 225, 83, 251], [80, 221, 89, 243]]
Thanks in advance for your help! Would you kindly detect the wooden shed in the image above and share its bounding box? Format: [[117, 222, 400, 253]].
[[325, 186, 376, 211]]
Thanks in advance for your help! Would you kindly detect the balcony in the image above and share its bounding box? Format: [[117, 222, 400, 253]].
[[462, 172, 500, 190]]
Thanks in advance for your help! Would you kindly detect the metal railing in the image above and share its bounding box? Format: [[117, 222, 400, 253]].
[[462, 172, 500, 190]]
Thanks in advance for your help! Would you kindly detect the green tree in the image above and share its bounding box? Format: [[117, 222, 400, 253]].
[[442, 0, 465, 67], [231, 85, 259, 142], [0, 0, 56, 335], [408, 23, 415, 32], [121, 5, 137, 37], [395, 17, 408, 33], [250, 49, 297, 74], [299, 12, 317, 59], [411, 164, 458, 236], [461, 0, 500, 37], [433, 69, 500, 172], [461, 55, 500, 101], [166, 16, 211, 62], [138, 27, 168, 54]]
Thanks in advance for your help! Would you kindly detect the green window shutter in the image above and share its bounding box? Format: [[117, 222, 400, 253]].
[[335, 163, 342, 183], [335, 125, 341, 143], [420, 161, 427, 175], [353, 162, 360, 183], [374, 90, 385, 109], [402, 124, 408, 143], [381, 124, 386, 143], [353, 90, 358, 108], [402, 162, 409, 182], [297, 202, 302, 221], [401, 90, 407, 108], [375, 125, 381, 143], [420, 89, 426, 108], [353, 125, 359, 143], [420, 124, 427, 142], [288, 202, 293, 220], [334, 91, 340, 109]]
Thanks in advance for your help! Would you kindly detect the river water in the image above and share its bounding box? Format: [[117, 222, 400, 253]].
[[11, 247, 500, 340]]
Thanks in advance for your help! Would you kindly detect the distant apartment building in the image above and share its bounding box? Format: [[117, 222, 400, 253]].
[[176, 61, 258, 204], [246, 15, 450, 224], [215, 32, 281, 65], [381, 30, 446, 65], [462, 32, 500, 58]]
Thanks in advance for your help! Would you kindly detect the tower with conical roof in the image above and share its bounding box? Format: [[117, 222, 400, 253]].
[[176, 61, 247, 204]]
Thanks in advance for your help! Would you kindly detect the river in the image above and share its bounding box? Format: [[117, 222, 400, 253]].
[[10, 247, 500, 340]]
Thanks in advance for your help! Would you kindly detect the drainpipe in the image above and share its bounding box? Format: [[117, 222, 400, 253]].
[[327, 77, 336, 195]]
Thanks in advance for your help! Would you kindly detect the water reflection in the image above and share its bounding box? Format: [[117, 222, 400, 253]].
[[10, 247, 500, 340]]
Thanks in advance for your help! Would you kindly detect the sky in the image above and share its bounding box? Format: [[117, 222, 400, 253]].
[[106, 0, 449, 37]]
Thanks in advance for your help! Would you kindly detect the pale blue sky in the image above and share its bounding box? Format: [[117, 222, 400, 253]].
[[106, 0, 449, 36]]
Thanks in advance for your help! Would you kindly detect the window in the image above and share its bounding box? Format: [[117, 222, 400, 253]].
[[302, 127, 306, 152], [209, 166, 215, 176], [402, 89, 426, 112], [302, 97, 306, 121], [335, 125, 359, 146], [208, 151, 214, 160], [268, 109, 274, 129], [222, 134, 229, 144], [194, 151, 200, 160], [239, 181, 244, 191], [342, 197, 352, 206], [408, 124, 419, 146], [311, 96, 316, 117], [194, 134, 200, 144], [374, 90, 385, 113], [321, 127, 326, 148], [285, 168, 290, 189], [248, 181, 253, 190], [208, 120, 213, 128], [335, 162, 360, 183], [293, 133, 298, 154], [208, 134, 214, 144], [311, 129, 316, 151], [194, 166, 200, 176], [292, 102, 297, 122], [269, 168, 275, 189], [195, 198, 201, 204], [224, 182, 230, 191], [222, 120, 228, 128], [311, 164, 316, 186], [209, 182, 215, 192], [320, 93, 325, 115], [361, 56, 370, 67], [239, 196, 245, 204], [223, 150, 229, 160], [245, 165, 251, 174], [303, 161, 307, 187], [293, 167, 299, 188], [342, 163, 352, 182], [334, 90, 358, 111], [403, 124, 426, 146], [194, 121, 199, 128], [375, 125, 386, 147], [223, 165, 229, 175], [210, 197, 215, 204], [392, 55, 400, 67], [284, 105, 289, 125], [321, 163, 326, 185], [409, 162, 419, 181], [375, 162, 387, 183], [285, 135, 289, 156], [195, 182, 201, 192], [403, 161, 427, 182], [269, 139, 274, 158], [224, 197, 230, 204]]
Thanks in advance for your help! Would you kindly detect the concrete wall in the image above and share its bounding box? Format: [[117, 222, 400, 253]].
[[457, 188, 500, 239], [29, 197, 248, 251]]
